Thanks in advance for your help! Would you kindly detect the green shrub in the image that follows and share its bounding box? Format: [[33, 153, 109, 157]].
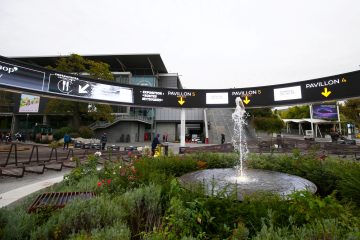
[[30, 196, 126, 239], [63, 154, 99, 185], [53, 126, 74, 140], [253, 217, 360, 240], [252, 116, 284, 133], [188, 152, 238, 169], [54, 174, 99, 192], [68, 221, 131, 240], [78, 126, 94, 138], [115, 184, 162, 235], [247, 152, 360, 200], [0, 207, 38, 240]]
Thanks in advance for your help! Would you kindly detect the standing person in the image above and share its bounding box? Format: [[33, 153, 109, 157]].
[[100, 133, 107, 150], [151, 134, 160, 156], [63, 133, 71, 150], [6, 132, 12, 143], [221, 133, 225, 144], [276, 133, 282, 148]]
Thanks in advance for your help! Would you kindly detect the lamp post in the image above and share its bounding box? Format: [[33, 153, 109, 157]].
[[26, 114, 29, 142]]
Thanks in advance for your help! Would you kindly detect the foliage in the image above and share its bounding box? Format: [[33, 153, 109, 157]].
[[78, 126, 95, 138], [279, 105, 310, 119], [2, 152, 360, 239], [253, 216, 360, 240], [30, 196, 127, 239], [247, 108, 274, 117], [63, 153, 99, 185], [115, 184, 163, 235], [340, 99, 360, 128], [68, 221, 131, 240], [53, 126, 74, 140], [0, 206, 38, 240], [247, 152, 360, 205], [252, 116, 284, 133], [48, 140, 62, 148]]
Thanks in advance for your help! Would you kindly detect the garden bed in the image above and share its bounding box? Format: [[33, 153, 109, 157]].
[[0, 151, 359, 239]]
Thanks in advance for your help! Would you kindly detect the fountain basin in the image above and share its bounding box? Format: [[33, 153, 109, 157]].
[[179, 168, 317, 200]]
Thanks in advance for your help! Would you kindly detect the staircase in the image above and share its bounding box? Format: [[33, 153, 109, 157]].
[[206, 108, 257, 144], [89, 115, 153, 130], [207, 109, 234, 144]]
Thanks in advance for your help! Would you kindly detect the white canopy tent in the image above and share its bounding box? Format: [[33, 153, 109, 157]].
[[282, 118, 339, 138]]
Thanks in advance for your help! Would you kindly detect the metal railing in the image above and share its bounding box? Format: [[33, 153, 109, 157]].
[[89, 114, 153, 130]]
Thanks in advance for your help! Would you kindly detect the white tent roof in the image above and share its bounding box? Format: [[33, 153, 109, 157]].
[[282, 118, 337, 124]]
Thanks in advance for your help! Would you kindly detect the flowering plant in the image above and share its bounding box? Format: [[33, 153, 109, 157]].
[[97, 178, 111, 187]]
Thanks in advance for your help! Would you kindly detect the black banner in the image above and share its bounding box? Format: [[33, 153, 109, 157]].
[[0, 55, 359, 109]]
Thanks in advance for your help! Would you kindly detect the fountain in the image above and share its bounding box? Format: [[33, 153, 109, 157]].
[[179, 97, 316, 200]]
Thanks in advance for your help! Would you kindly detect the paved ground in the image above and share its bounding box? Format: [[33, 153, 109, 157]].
[[0, 141, 212, 208], [1, 137, 358, 208]]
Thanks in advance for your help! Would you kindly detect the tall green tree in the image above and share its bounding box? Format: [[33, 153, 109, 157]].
[[340, 99, 360, 128], [247, 108, 284, 133], [45, 54, 115, 128], [279, 105, 310, 119]]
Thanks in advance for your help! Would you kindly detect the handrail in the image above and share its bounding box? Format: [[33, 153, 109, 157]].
[[89, 114, 153, 130]]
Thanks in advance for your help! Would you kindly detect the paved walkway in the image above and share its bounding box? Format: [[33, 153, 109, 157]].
[[0, 142, 210, 208]]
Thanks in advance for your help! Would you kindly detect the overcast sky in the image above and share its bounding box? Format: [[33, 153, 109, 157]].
[[1, 0, 360, 89]]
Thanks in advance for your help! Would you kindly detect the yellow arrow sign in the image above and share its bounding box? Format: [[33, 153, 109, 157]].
[[178, 96, 185, 106], [321, 87, 331, 97], [243, 96, 250, 105]]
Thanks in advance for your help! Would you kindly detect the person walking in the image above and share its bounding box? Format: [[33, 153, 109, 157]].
[[221, 133, 225, 144], [151, 134, 160, 156], [63, 133, 71, 150], [100, 133, 107, 150]]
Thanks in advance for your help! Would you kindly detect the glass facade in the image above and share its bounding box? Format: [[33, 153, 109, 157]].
[[130, 76, 157, 87]]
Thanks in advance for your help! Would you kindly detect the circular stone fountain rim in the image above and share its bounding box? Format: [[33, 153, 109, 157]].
[[178, 168, 317, 200]]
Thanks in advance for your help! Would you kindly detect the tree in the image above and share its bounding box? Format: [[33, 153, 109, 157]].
[[247, 108, 284, 133], [340, 99, 360, 128], [45, 54, 115, 128], [279, 105, 310, 119], [252, 117, 284, 133]]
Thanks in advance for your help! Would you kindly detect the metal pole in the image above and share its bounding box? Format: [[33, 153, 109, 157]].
[[180, 108, 186, 147], [203, 108, 209, 144], [26, 114, 29, 141], [310, 105, 314, 138], [336, 102, 341, 135]]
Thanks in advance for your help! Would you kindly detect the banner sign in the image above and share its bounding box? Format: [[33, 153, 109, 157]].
[[0, 55, 360, 108], [19, 94, 40, 113], [312, 104, 338, 120]]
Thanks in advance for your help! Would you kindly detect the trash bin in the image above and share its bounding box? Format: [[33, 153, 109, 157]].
[[179, 147, 187, 154]]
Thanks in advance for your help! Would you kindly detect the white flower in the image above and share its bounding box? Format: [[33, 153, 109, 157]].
[[94, 151, 102, 157]]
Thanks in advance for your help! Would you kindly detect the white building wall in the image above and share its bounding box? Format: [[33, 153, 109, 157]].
[[155, 108, 204, 121], [156, 123, 177, 142]]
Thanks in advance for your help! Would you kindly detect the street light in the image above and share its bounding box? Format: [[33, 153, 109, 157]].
[[26, 114, 29, 142]]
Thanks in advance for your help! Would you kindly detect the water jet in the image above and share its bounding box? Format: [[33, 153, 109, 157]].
[[179, 97, 317, 200]]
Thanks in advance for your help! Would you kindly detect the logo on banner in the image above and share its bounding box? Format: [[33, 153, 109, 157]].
[[0, 65, 18, 74], [57, 79, 73, 94]]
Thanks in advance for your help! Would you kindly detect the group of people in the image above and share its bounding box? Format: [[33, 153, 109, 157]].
[[63, 132, 108, 150], [0, 132, 13, 143]]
